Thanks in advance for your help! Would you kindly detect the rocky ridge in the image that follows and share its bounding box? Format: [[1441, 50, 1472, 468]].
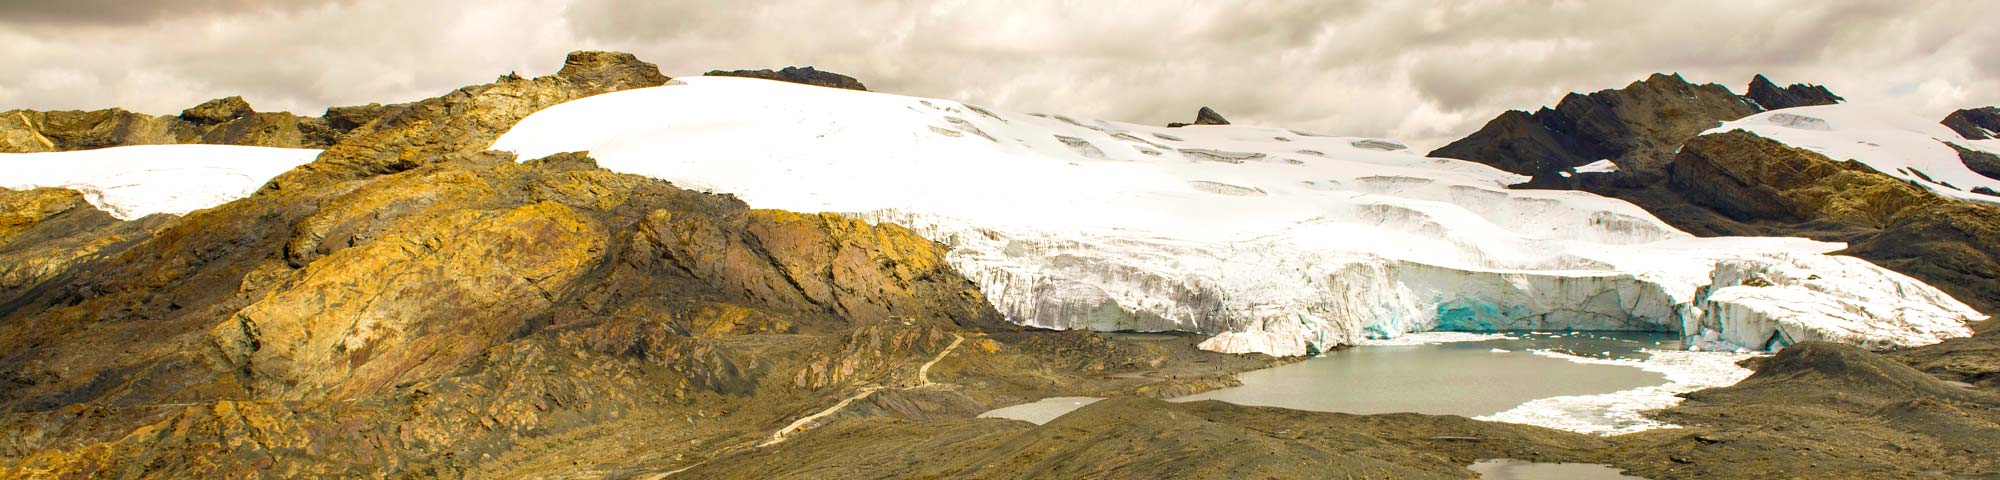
[[704, 66, 869, 91], [1430, 73, 1849, 185], [0, 96, 371, 153], [1744, 74, 1844, 111]]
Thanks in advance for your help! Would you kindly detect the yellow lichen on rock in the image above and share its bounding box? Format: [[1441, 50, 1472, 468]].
[[232, 200, 607, 400]]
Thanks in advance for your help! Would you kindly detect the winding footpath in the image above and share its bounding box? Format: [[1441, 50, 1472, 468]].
[[759, 332, 966, 447], [654, 333, 971, 478]]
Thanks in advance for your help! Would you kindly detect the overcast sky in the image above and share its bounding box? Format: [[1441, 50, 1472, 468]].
[[2, 0, 1994, 150]]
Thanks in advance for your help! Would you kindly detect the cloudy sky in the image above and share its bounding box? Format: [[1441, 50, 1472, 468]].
[[2, 0, 1995, 150]]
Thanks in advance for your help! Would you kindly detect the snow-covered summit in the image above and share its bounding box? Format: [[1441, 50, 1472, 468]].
[[492, 76, 1982, 355], [1, 144, 321, 219], [1707, 103, 2000, 203]]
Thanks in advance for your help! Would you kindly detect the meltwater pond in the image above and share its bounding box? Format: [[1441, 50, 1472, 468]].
[[982, 331, 1757, 434], [1172, 332, 1674, 417]]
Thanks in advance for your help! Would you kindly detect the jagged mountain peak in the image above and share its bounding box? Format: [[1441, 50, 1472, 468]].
[[1746, 73, 1843, 110]]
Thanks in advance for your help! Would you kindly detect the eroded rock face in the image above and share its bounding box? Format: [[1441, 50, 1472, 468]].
[[1943, 106, 2000, 140], [704, 66, 869, 91], [1745, 74, 1843, 111]]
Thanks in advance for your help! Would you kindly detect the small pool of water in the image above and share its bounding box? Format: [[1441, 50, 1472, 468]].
[[1470, 459, 1647, 479], [1171, 332, 1673, 417], [977, 397, 1103, 424]]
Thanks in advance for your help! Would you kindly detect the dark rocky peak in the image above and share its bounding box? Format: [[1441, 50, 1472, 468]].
[[556, 50, 672, 91], [179, 96, 254, 125], [1430, 72, 1757, 183], [703, 66, 869, 91], [1746, 74, 1843, 110], [1943, 106, 2000, 140], [1167, 106, 1231, 128]]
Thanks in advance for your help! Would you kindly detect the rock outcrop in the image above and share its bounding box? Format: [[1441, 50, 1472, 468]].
[[1943, 106, 2000, 140], [1744, 74, 1843, 110], [1430, 73, 1762, 183], [704, 66, 868, 91], [1167, 106, 1230, 128], [1947, 141, 2000, 182]]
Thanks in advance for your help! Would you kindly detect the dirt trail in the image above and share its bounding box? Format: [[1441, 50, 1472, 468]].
[[759, 333, 966, 447]]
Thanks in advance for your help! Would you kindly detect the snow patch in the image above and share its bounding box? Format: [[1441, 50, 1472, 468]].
[[1479, 349, 1756, 435], [0, 144, 321, 219], [1574, 159, 1619, 174]]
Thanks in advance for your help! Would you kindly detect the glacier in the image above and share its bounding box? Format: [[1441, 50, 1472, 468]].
[[489, 76, 1983, 356], [0, 144, 322, 219]]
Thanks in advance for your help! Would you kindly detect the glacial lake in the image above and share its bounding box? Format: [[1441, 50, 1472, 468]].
[[982, 332, 1680, 425], [1172, 332, 1674, 417]]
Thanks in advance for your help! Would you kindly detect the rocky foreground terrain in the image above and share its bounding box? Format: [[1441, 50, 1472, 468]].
[[1, 52, 1998, 478]]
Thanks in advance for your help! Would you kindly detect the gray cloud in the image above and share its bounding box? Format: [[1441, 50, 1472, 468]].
[[1, 0, 1994, 150]]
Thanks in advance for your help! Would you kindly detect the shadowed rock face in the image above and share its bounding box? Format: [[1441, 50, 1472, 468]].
[[704, 66, 868, 91], [1944, 107, 2000, 140], [1167, 106, 1230, 128], [1745, 74, 1843, 111], [1430, 73, 1762, 183]]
